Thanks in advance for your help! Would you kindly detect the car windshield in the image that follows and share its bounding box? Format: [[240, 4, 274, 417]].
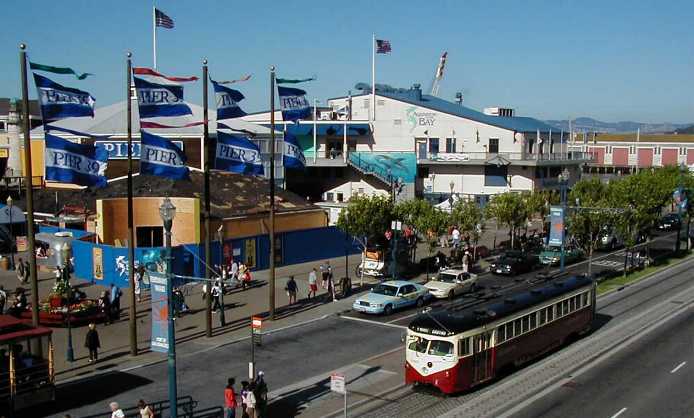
[[435, 273, 458, 283], [407, 335, 430, 353], [428, 340, 454, 356], [372, 284, 398, 296], [407, 336, 454, 356]]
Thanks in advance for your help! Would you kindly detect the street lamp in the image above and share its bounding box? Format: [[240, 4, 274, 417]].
[[6, 196, 14, 270], [676, 162, 687, 253], [159, 197, 178, 418], [557, 169, 570, 273], [390, 220, 402, 278], [216, 225, 226, 327], [65, 271, 74, 363]]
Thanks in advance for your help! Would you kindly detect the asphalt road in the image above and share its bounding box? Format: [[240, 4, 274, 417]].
[[510, 308, 694, 418]]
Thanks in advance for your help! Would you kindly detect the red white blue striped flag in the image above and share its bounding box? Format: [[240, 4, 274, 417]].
[[376, 39, 391, 54], [155, 8, 174, 29]]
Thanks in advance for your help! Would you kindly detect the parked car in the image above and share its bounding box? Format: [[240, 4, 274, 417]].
[[424, 269, 478, 299], [539, 246, 584, 266], [352, 280, 432, 315], [597, 228, 624, 251], [657, 213, 682, 232], [489, 251, 538, 275]]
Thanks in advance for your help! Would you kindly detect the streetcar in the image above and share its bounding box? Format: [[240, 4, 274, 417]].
[[0, 315, 55, 415], [405, 275, 595, 394]]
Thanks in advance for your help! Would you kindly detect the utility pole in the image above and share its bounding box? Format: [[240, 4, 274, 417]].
[[269, 66, 277, 320], [203, 59, 212, 337], [126, 52, 138, 357]]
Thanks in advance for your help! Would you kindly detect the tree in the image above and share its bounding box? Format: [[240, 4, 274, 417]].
[[394, 198, 444, 262], [336, 194, 394, 252], [450, 198, 484, 256], [485, 192, 527, 249], [417, 206, 449, 277]]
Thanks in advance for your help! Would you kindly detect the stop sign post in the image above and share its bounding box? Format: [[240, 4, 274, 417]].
[[330, 372, 347, 417], [250, 316, 262, 379]]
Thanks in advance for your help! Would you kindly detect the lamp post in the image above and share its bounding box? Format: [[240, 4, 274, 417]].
[[390, 220, 402, 279], [6, 196, 14, 270], [216, 226, 226, 327], [676, 163, 687, 253], [557, 169, 570, 273], [65, 269, 74, 363], [159, 198, 178, 418]]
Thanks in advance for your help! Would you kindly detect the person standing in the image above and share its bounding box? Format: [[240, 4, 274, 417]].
[[109, 402, 125, 418], [15, 258, 25, 284], [224, 377, 237, 418], [85, 323, 100, 363], [134, 266, 143, 303], [451, 226, 461, 248], [320, 261, 331, 289], [254, 371, 268, 418], [285, 276, 297, 305], [109, 283, 121, 322], [307, 268, 317, 300], [22, 259, 29, 283], [326, 271, 337, 302], [240, 381, 250, 418], [0, 285, 7, 314], [243, 381, 257, 418], [462, 251, 470, 274], [137, 399, 154, 418], [230, 258, 239, 282], [211, 280, 222, 312]]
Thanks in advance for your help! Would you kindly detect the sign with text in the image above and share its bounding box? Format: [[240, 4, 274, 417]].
[[330, 373, 346, 394], [92, 247, 103, 280], [95, 140, 183, 160], [251, 316, 263, 329], [150, 274, 170, 353], [549, 206, 565, 247]]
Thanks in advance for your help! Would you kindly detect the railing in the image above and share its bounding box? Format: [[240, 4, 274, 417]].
[[0, 176, 44, 190], [417, 151, 594, 163], [348, 153, 397, 186], [82, 395, 198, 418]]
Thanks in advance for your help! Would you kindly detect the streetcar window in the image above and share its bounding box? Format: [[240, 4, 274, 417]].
[[530, 312, 537, 329], [506, 322, 514, 340], [522, 316, 530, 333], [569, 297, 576, 312], [547, 306, 555, 322], [459, 338, 471, 356], [582, 292, 588, 307], [407, 336, 429, 353], [575, 295, 581, 309], [428, 340, 454, 356], [497, 326, 506, 343], [539, 309, 547, 325], [563, 300, 569, 315], [514, 319, 522, 336]]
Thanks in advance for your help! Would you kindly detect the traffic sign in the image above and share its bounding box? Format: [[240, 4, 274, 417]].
[[330, 373, 346, 394], [251, 316, 263, 329]]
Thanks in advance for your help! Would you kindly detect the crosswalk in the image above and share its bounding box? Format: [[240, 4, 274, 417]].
[[592, 260, 624, 269]]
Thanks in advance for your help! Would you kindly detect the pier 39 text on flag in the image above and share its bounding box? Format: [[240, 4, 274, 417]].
[[133, 67, 197, 119], [215, 131, 264, 175], [44, 134, 107, 187], [283, 131, 306, 169], [211, 79, 247, 120], [33, 73, 95, 122], [277, 86, 310, 122], [140, 130, 190, 180]]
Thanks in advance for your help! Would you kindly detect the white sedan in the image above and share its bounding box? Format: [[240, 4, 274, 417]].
[[424, 269, 477, 300]]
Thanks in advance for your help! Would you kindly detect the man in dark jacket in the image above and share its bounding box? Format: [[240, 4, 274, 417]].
[[85, 323, 100, 363]]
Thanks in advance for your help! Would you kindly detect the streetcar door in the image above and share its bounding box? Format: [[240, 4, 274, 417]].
[[471, 332, 493, 384]]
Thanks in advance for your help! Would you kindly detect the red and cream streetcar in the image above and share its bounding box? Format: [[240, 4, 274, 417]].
[[405, 275, 595, 394]]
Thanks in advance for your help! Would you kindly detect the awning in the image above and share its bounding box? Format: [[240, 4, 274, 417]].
[[0, 203, 26, 224]]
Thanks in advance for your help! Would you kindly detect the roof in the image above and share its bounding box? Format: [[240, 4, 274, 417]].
[[408, 275, 593, 336], [593, 133, 694, 143], [0, 98, 41, 117], [382, 280, 413, 287], [0, 315, 52, 344], [30, 100, 271, 137], [332, 90, 555, 133], [23, 171, 319, 219]]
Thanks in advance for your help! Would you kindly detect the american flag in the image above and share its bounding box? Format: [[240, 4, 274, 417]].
[[376, 39, 391, 54], [155, 8, 174, 29]]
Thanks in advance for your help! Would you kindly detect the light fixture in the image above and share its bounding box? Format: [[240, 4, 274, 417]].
[[159, 197, 177, 224]]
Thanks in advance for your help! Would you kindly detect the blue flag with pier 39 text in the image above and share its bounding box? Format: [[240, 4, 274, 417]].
[[211, 79, 247, 120], [140, 130, 190, 180], [215, 131, 264, 175], [133, 76, 192, 119], [44, 133, 107, 187], [33, 73, 95, 122], [277, 86, 310, 122], [283, 131, 306, 169]]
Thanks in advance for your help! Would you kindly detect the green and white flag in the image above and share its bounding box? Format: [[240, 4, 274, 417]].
[[30, 62, 93, 80]]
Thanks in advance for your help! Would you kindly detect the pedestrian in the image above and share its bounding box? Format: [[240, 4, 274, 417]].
[[240, 381, 250, 418], [452, 226, 461, 248], [254, 371, 268, 418], [241, 268, 252, 290], [109, 283, 122, 321], [462, 251, 470, 273], [285, 276, 297, 305], [307, 268, 318, 299], [137, 399, 154, 418], [22, 260, 29, 283], [224, 377, 237, 418], [15, 258, 25, 284], [230, 258, 239, 281], [0, 285, 6, 314], [243, 381, 257, 418], [109, 401, 125, 418], [212, 280, 222, 312], [326, 271, 337, 302], [134, 266, 142, 303], [98, 290, 111, 325], [320, 261, 331, 289], [85, 323, 100, 363]]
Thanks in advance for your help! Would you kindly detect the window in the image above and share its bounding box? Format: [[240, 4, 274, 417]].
[[581, 292, 589, 307], [336, 193, 344, 202], [446, 138, 457, 153], [428, 138, 440, 154], [408, 336, 429, 353], [522, 316, 530, 333], [530, 312, 537, 329], [569, 297, 576, 312], [514, 319, 522, 336], [363, 99, 370, 109], [428, 340, 454, 356], [460, 337, 471, 356], [393, 119, 402, 126], [326, 192, 334, 201], [489, 138, 499, 154], [358, 188, 365, 194], [497, 326, 506, 343], [484, 165, 508, 187], [562, 300, 569, 316], [539, 309, 547, 325], [547, 306, 554, 322], [506, 322, 514, 340], [377, 99, 385, 106]]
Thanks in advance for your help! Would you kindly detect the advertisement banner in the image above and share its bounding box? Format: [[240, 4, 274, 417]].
[[150, 273, 170, 353], [92, 247, 103, 280], [549, 206, 565, 247]]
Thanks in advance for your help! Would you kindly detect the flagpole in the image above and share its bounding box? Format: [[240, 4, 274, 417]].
[[152, 5, 157, 69], [269, 66, 276, 320], [371, 33, 376, 122], [126, 52, 138, 357], [19, 44, 39, 328], [203, 59, 212, 337]]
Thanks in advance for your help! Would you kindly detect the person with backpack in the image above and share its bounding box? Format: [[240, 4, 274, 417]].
[[224, 377, 238, 418]]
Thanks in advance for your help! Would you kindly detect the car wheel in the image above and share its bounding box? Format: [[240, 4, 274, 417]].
[[448, 290, 455, 300], [384, 304, 393, 315], [416, 297, 424, 308]]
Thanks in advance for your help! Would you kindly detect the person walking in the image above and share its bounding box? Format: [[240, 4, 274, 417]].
[[254, 371, 268, 418], [211, 280, 222, 312], [98, 290, 111, 325], [326, 271, 337, 302], [451, 226, 461, 248], [134, 266, 143, 303], [109, 283, 121, 322], [0, 285, 7, 314], [307, 268, 318, 300], [230, 259, 239, 282], [15, 258, 25, 284], [285, 276, 297, 305], [224, 377, 238, 418], [109, 402, 125, 418], [320, 261, 331, 289], [85, 323, 100, 363], [137, 399, 154, 418]]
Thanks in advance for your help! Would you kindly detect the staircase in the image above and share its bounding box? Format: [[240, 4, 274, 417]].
[[348, 152, 394, 187]]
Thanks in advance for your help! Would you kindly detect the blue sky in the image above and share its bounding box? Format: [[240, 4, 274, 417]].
[[1, 0, 692, 123]]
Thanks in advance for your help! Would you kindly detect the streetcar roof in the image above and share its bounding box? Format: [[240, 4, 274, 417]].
[[0, 315, 52, 343], [409, 275, 593, 336]]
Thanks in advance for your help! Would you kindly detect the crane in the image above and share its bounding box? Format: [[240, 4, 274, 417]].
[[430, 51, 448, 97]]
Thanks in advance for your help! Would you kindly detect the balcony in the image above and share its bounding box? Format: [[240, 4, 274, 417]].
[[416, 150, 593, 166]]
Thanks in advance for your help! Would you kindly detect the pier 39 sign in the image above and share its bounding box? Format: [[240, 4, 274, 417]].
[[95, 140, 184, 160]]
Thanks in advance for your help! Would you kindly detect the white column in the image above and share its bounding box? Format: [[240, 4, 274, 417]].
[[371, 33, 376, 122], [313, 100, 318, 163], [343, 122, 347, 163], [152, 6, 157, 69]]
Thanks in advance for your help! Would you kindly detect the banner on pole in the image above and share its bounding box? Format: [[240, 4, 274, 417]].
[[277, 86, 310, 122], [549, 206, 565, 247], [150, 273, 170, 353], [44, 134, 108, 187], [34, 73, 95, 122]]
